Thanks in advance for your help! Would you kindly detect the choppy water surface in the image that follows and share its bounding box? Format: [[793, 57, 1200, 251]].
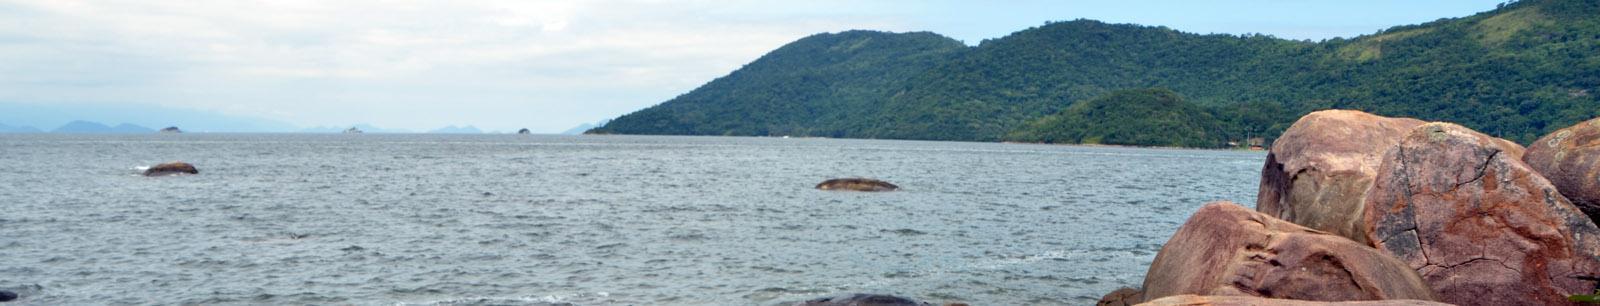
[[0, 134, 1262, 305]]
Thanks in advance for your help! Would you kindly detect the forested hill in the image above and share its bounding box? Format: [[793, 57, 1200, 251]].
[[591, 0, 1600, 145]]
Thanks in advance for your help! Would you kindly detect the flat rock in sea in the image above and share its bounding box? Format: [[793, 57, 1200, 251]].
[[1524, 117, 1600, 220], [1363, 122, 1600, 306], [794, 293, 932, 306], [815, 178, 898, 192], [1256, 109, 1424, 245], [1141, 202, 1435, 302], [1138, 295, 1451, 306], [143, 161, 199, 176]]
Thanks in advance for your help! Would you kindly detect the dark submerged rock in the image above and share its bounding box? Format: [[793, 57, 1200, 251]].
[[159, 126, 182, 133], [1257, 109, 1425, 245], [1524, 117, 1600, 220], [0, 290, 15, 302], [143, 161, 199, 176], [1142, 202, 1435, 302], [1363, 122, 1600, 305], [816, 178, 899, 192], [796, 294, 930, 306], [517, 128, 532, 135]]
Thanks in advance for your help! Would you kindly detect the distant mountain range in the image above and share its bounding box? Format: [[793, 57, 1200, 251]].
[[428, 125, 483, 134], [592, 0, 1600, 146], [300, 124, 413, 134], [0, 102, 298, 133], [52, 120, 156, 133]]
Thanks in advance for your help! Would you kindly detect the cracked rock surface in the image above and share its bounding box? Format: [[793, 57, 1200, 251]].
[[1363, 122, 1600, 306], [1141, 202, 1435, 303], [1525, 117, 1600, 220], [1258, 110, 1426, 245]]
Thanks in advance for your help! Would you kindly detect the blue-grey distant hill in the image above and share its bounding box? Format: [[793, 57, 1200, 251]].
[[0, 102, 297, 133], [592, 0, 1600, 146], [0, 122, 42, 133], [428, 125, 482, 134], [564, 120, 610, 135], [52, 120, 155, 133], [301, 124, 412, 134]]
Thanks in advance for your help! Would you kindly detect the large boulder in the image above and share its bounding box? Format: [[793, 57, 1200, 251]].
[[1363, 122, 1600, 305], [143, 161, 199, 176], [1138, 295, 1451, 306], [1257, 110, 1426, 245], [1525, 117, 1600, 219], [816, 178, 899, 192], [1142, 202, 1435, 302]]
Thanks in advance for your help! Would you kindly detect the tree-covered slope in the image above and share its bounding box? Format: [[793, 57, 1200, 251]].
[[1005, 88, 1228, 147], [595, 0, 1600, 145], [589, 30, 965, 137]]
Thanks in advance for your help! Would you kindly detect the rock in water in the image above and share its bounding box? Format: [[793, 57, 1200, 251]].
[[1257, 110, 1425, 245], [1525, 117, 1600, 219], [1363, 122, 1600, 305], [159, 126, 182, 133], [796, 294, 931, 306], [0, 290, 14, 302], [1096, 287, 1142, 306], [1141, 202, 1435, 302], [1139, 295, 1451, 306], [816, 178, 898, 192], [517, 128, 532, 135], [143, 161, 199, 176]]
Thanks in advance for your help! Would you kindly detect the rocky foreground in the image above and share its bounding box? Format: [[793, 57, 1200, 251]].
[[1099, 110, 1600, 306], [799, 110, 1600, 305]]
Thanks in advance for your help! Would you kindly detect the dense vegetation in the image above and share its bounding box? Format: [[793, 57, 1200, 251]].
[[592, 0, 1600, 146], [1005, 88, 1230, 147]]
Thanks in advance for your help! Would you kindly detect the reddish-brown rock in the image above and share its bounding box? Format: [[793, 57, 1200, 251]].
[[1258, 110, 1426, 245], [1525, 117, 1600, 219], [1363, 122, 1600, 305], [143, 161, 198, 176], [1141, 202, 1435, 303], [1098, 287, 1144, 306], [1137, 295, 1451, 306]]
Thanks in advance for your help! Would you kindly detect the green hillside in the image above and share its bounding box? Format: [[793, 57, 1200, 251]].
[[1005, 88, 1229, 148], [592, 0, 1600, 145]]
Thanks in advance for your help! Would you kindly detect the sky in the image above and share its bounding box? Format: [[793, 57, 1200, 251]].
[[0, 0, 1507, 133]]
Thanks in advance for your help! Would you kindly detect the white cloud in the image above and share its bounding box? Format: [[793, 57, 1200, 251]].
[[0, 0, 911, 132]]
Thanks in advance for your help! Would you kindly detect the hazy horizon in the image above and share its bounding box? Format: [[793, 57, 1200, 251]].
[[0, 0, 1504, 133]]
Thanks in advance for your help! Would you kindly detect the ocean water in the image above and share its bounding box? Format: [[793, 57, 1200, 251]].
[[0, 134, 1263, 305]]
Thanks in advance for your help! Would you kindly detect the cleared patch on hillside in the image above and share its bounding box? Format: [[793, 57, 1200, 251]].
[[1337, 28, 1433, 62], [1472, 6, 1549, 46]]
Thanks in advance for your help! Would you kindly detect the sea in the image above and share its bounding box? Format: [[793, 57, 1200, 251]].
[[0, 134, 1264, 305]]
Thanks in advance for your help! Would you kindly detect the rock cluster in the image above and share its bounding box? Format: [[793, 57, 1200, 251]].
[[1104, 110, 1600, 306]]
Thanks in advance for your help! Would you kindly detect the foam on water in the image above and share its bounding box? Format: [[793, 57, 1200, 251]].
[[0, 134, 1262, 305]]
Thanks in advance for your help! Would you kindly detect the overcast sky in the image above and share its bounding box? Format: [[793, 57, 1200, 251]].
[[0, 0, 1505, 132]]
